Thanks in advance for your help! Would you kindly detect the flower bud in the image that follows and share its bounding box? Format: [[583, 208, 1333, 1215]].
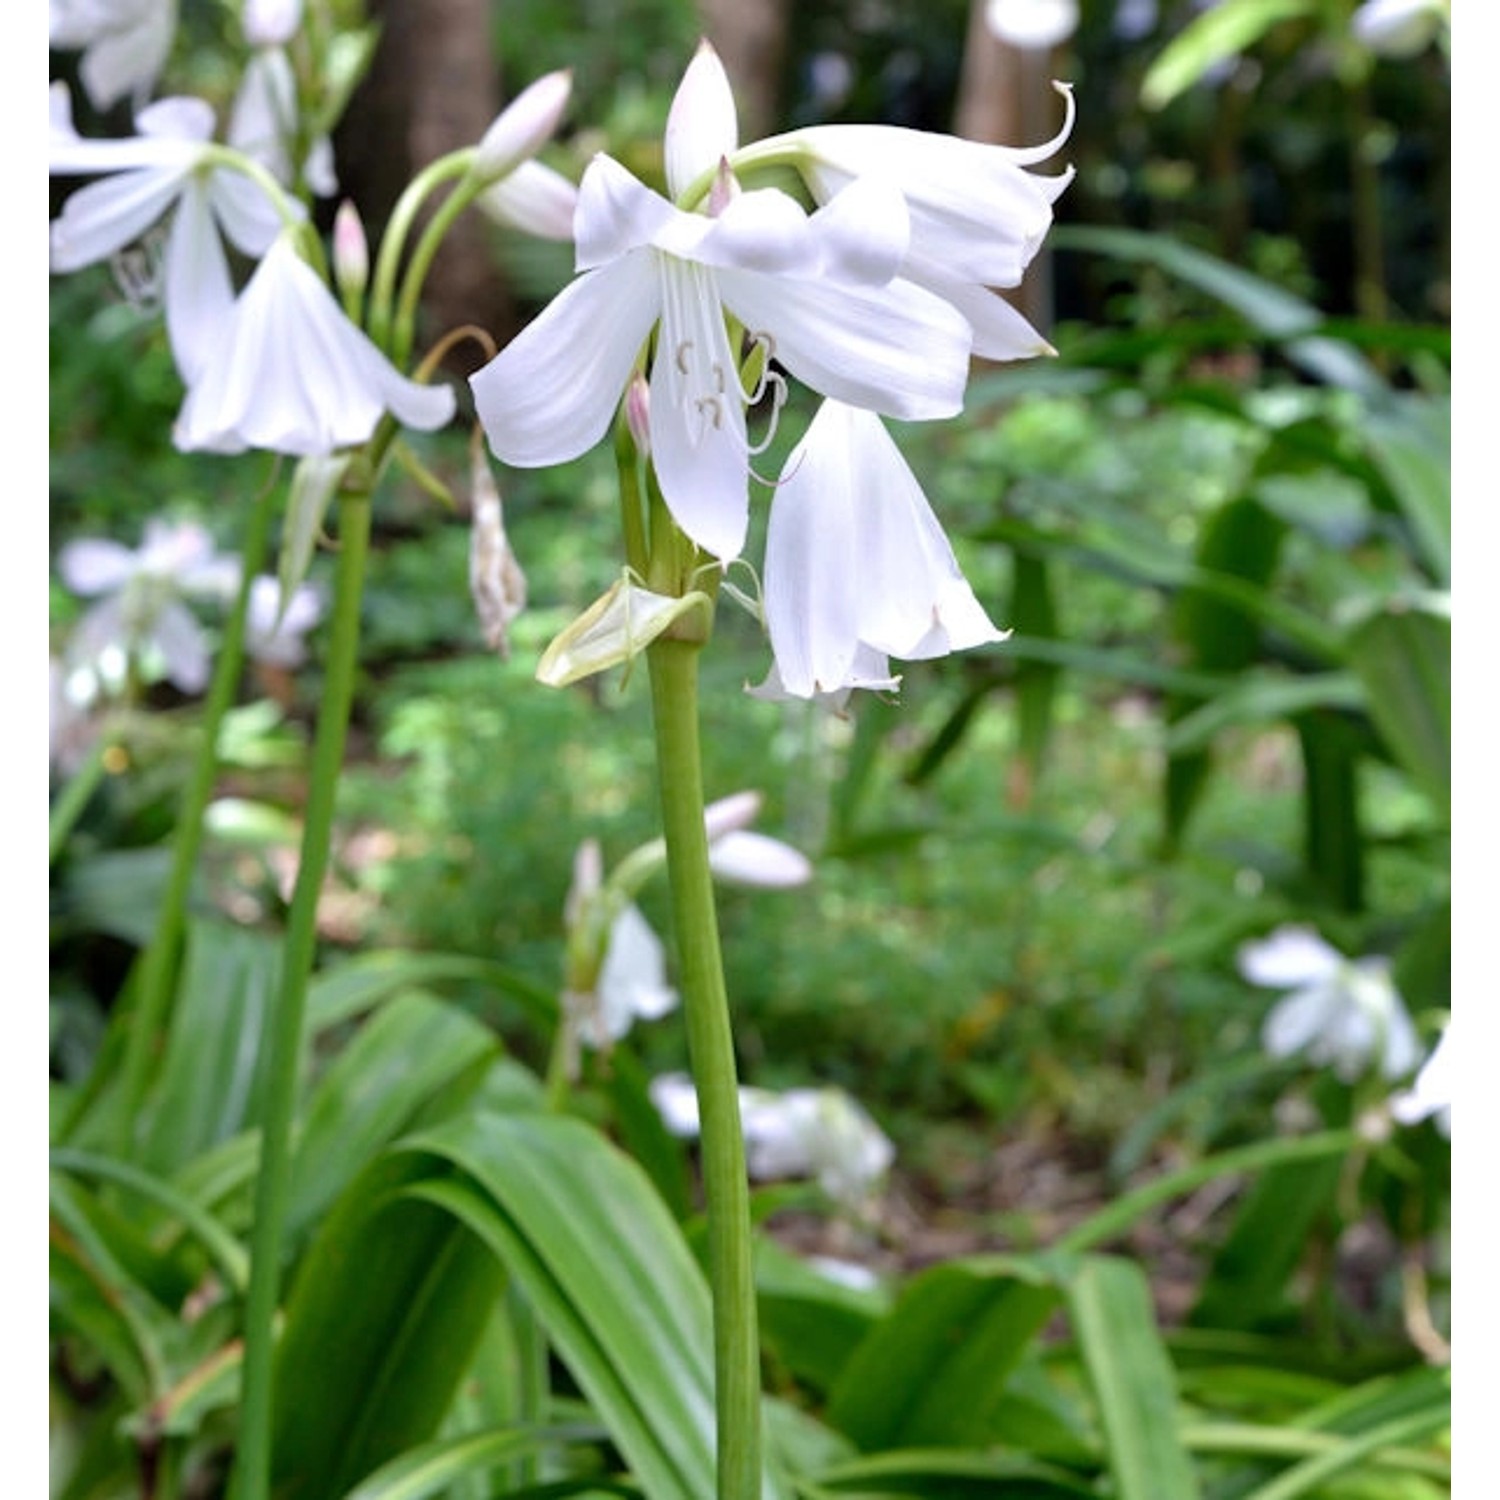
[[472, 69, 572, 185], [624, 373, 651, 457], [332, 200, 368, 303], [243, 0, 304, 48]]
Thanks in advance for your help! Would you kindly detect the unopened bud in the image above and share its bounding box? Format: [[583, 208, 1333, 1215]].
[[332, 200, 368, 303], [473, 69, 572, 184], [625, 373, 651, 457]]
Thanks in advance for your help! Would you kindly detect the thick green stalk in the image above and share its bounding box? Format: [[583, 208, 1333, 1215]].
[[645, 637, 762, 1500], [229, 490, 374, 1500], [115, 484, 277, 1155]]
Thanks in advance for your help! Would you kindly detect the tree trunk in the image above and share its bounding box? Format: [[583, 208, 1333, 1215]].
[[697, 0, 791, 141], [336, 0, 513, 348]]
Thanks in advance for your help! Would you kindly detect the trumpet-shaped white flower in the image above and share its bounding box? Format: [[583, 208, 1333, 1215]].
[[1390, 1023, 1452, 1137], [1238, 926, 1423, 1083], [1351, 0, 1448, 58], [50, 0, 177, 110], [471, 41, 972, 562], [58, 519, 241, 696], [743, 80, 1074, 360], [245, 575, 323, 668], [985, 0, 1080, 50], [173, 234, 456, 455], [49, 83, 291, 386], [757, 400, 1005, 702], [229, 46, 338, 197], [651, 1072, 895, 1214]]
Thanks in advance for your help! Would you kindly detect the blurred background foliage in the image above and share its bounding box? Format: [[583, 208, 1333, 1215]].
[[51, 0, 1448, 1394]]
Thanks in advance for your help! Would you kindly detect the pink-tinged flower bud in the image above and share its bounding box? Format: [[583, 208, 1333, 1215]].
[[243, 0, 304, 49], [625, 373, 651, 457], [707, 157, 740, 217], [473, 70, 573, 184], [332, 200, 368, 301]]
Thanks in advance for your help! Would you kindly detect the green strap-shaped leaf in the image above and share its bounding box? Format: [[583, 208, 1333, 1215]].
[[1141, 0, 1319, 110], [1065, 1256, 1200, 1500], [338, 1424, 608, 1500]]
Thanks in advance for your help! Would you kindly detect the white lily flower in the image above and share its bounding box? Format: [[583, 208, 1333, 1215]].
[[173, 234, 456, 456], [1238, 925, 1424, 1083], [653, 1073, 894, 1214], [58, 519, 241, 696], [49, 83, 291, 386], [756, 400, 1005, 702], [50, 0, 177, 110], [1351, 0, 1448, 58], [985, 0, 1080, 50], [245, 575, 323, 669], [242, 0, 302, 48], [229, 46, 338, 198], [471, 40, 972, 561], [746, 84, 1075, 360], [1390, 1023, 1452, 1137]]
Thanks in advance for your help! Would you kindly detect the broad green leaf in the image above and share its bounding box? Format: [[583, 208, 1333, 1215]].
[[284, 990, 499, 1248], [400, 1112, 751, 1500], [338, 1424, 608, 1500], [1343, 598, 1450, 809], [1362, 399, 1450, 584], [826, 1255, 1065, 1450], [1052, 227, 1383, 394], [272, 1152, 508, 1498], [1142, 0, 1321, 109], [1064, 1256, 1200, 1500], [138, 918, 282, 1174]]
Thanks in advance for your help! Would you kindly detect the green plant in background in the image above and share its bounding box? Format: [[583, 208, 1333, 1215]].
[[49, 3, 1448, 1500]]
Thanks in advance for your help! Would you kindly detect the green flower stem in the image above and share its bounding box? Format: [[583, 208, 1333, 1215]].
[[48, 735, 111, 866], [367, 151, 477, 353], [645, 636, 763, 1500], [229, 489, 374, 1500], [390, 165, 486, 367], [115, 482, 278, 1156]]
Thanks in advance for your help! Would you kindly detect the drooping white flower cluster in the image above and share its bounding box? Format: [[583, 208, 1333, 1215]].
[[49, 11, 578, 461], [472, 41, 1074, 704]]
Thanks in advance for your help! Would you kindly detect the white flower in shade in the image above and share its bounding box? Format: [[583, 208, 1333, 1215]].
[[740, 79, 1074, 361], [1238, 926, 1424, 1083], [229, 46, 338, 197], [652, 1072, 895, 1215], [1351, 0, 1448, 58], [471, 40, 972, 562], [985, 0, 1080, 50], [756, 400, 1005, 702], [173, 234, 456, 456], [50, 0, 177, 110], [49, 83, 290, 386], [242, 0, 302, 48], [245, 575, 323, 668], [1390, 1023, 1452, 1137], [58, 520, 241, 696]]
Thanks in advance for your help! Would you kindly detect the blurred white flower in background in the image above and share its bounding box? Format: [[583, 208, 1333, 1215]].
[[57, 520, 240, 697], [1351, 0, 1449, 59], [245, 576, 324, 669], [50, 0, 178, 110], [1390, 1022, 1452, 1137], [984, 0, 1079, 50], [1237, 925, 1423, 1083]]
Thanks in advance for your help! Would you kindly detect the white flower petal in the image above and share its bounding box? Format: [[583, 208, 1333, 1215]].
[[664, 40, 739, 202], [58, 539, 138, 596], [909, 258, 1055, 360], [717, 269, 971, 421], [49, 168, 187, 271], [151, 599, 212, 693], [1261, 982, 1341, 1061], [472, 251, 659, 468], [649, 258, 750, 558], [803, 175, 910, 286], [708, 831, 813, 889], [479, 159, 578, 241], [1237, 925, 1343, 988], [163, 185, 237, 385], [574, 154, 681, 271], [597, 904, 678, 1038], [650, 1071, 701, 1136], [704, 790, 763, 840]]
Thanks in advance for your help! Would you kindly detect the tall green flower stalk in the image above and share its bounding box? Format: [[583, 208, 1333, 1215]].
[[229, 484, 374, 1500]]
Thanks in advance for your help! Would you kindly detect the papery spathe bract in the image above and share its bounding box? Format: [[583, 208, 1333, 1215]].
[[758, 400, 1005, 702], [471, 41, 972, 562], [49, 83, 291, 386], [50, 0, 177, 110], [173, 235, 456, 457]]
